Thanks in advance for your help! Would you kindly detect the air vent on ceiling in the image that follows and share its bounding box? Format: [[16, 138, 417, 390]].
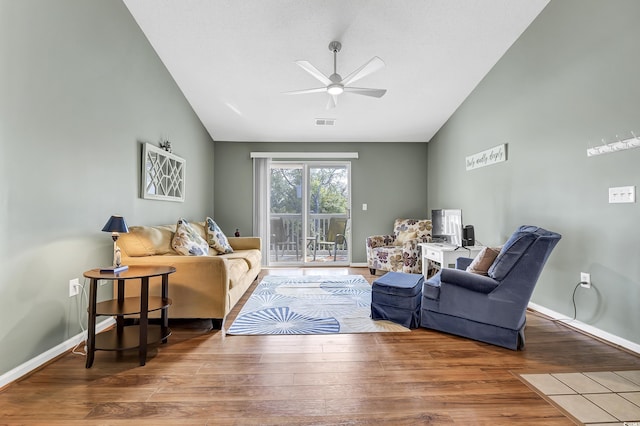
[[315, 118, 336, 126]]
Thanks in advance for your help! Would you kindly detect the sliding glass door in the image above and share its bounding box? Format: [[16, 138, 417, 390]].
[[269, 164, 303, 264], [268, 161, 351, 266], [305, 164, 350, 265]]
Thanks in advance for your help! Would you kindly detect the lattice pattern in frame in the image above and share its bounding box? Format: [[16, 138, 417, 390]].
[[141, 143, 186, 202]]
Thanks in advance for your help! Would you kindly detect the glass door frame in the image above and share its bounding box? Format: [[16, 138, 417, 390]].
[[305, 161, 351, 266], [268, 160, 352, 266]]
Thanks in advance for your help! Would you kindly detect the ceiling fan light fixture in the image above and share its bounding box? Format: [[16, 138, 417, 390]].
[[287, 41, 386, 108], [327, 84, 344, 95]]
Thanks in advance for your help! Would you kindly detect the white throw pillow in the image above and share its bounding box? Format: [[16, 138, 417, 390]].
[[205, 217, 233, 254], [171, 219, 209, 256]]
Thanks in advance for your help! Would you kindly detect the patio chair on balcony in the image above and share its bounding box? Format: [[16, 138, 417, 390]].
[[270, 217, 299, 261], [313, 217, 348, 261]]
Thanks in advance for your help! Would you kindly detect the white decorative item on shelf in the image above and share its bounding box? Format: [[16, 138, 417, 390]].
[[141, 143, 186, 202], [587, 132, 640, 157], [159, 139, 172, 153]]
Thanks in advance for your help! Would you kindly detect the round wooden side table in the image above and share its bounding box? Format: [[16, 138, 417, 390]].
[[83, 265, 175, 368]]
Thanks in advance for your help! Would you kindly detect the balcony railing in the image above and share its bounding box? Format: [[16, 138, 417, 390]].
[[269, 213, 349, 262]]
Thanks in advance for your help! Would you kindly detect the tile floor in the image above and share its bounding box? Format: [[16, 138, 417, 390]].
[[519, 370, 640, 425]]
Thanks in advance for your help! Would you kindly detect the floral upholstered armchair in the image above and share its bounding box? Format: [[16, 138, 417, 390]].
[[366, 218, 432, 275]]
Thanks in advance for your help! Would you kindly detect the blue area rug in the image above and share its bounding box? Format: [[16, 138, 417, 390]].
[[227, 275, 410, 335]]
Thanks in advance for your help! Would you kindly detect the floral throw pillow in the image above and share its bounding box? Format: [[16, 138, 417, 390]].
[[205, 217, 233, 254], [171, 218, 209, 256], [394, 230, 418, 246]]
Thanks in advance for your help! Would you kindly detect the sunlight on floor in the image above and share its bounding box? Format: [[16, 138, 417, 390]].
[[264, 267, 351, 276]]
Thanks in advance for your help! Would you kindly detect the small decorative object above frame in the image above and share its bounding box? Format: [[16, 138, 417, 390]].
[[159, 138, 173, 153], [466, 143, 508, 171], [586, 132, 640, 157], [141, 142, 186, 202]]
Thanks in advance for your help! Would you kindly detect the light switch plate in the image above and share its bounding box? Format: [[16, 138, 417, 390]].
[[608, 186, 635, 203]]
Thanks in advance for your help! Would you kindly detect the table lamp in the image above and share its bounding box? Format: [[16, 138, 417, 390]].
[[101, 215, 129, 270]]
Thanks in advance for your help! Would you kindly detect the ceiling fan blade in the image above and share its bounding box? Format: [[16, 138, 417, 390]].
[[326, 94, 338, 109], [341, 56, 385, 86], [344, 87, 387, 98], [283, 87, 328, 95], [295, 61, 332, 86]]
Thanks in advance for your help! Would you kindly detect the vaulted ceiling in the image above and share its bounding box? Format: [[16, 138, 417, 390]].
[[123, 0, 549, 142]]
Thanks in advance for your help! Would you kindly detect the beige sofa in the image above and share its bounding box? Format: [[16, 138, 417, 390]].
[[116, 222, 261, 326]]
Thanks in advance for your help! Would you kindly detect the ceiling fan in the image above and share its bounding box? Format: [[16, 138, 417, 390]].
[[285, 41, 387, 109]]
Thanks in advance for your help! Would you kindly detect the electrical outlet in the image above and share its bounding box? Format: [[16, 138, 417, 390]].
[[69, 278, 80, 297], [580, 272, 591, 289]]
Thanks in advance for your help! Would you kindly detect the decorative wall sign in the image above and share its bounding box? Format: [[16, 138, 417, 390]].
[[141, 143, 186, 202], [466, 144, 507, 171]]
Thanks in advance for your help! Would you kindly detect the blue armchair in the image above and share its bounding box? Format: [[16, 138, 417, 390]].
[[420, 225, 561, 350]]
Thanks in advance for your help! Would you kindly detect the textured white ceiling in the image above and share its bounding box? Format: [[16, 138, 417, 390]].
[[123, 0, 549, 142]]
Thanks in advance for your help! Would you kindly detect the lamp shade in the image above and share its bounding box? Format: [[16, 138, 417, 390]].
[[101, 215, 129, 233]]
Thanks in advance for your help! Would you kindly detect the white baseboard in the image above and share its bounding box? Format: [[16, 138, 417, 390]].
[[0, 317, 116, 389], [528, 302, 640, 355], [350, 262, 368, 267]]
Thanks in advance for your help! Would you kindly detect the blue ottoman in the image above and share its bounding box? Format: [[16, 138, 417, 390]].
[[371, 272, 423, 328]]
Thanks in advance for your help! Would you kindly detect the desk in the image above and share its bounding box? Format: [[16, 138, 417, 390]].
[[419, 243, 483, 279], [83, 265, 175, 368]]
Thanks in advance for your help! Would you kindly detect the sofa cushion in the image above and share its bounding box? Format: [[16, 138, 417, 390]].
[[191, 221, 208, 240], [221, 249, 261, 270], [488, 226, 539, 281], [466, 246, 500, 276], [441, 268, 500, 294], [120, 225, 176, 256], [172, 219, 209, 256], [205, 217, 233, 254], [225, 258, 250, 289]]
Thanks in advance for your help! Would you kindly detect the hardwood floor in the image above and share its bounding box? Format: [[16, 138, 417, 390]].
[[1, 267, 638, 425]]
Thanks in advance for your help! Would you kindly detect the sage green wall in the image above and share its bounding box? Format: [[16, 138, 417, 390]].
[[428, 0, 640, 345], [0, 0, 214, 376], [213, 142, 428, 263]]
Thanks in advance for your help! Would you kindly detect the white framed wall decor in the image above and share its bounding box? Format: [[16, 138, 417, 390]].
[[141, 143, 186, 202]]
